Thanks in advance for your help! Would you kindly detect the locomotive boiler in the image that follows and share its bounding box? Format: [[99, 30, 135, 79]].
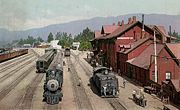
[[43, 51, 63, 104]]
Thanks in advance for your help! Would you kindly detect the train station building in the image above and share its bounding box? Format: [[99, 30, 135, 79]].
[[91, 16, 180, 106]]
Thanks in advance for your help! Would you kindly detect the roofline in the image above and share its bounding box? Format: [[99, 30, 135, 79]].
[[148, 44, 179, 69], [107, 21, 155, 40], [127, 61, 149, 70], [164, 44, 180, 65], [124, 37, 153, 54]]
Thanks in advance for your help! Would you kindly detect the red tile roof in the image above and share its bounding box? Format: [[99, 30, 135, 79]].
[[156, 26, 176, 39], [102, 21, 155, 40], [148, 25, 176, 40], [166, 43, 180, 59], [171, 79, 180, 92], [122, 37, 152, 54], [101, 25, 119, 34], [104, 22, 136, 39], [94, 31, 103, 38], [127, 44, 164, 69]]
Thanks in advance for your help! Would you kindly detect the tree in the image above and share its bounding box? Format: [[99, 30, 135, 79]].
[[55, 32, 73, 48], [47, 32, 54, 42], [37, 36, 44, 42], [74, 27, 93, 50]]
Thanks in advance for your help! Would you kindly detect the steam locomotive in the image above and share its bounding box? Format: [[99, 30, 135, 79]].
[[43, 51, 63, 104], [92, 66, 119, 97]]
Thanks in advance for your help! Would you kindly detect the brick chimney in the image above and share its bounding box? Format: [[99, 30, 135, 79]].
[[142, 14, 145, 38], [128, 18, 131, 24], [121, 20, 124, 26], [128, 17, 133, 24], [113, 23, 115, 25], [132, 16, 136, 23], [117, 21, 121, 26]]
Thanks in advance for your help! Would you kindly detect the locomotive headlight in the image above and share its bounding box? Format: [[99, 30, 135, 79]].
[[47, 79, 59, 91], [50, 71, 55, 78]]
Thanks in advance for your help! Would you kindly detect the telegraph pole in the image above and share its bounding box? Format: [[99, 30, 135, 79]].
[[154, 31, 158, 83]]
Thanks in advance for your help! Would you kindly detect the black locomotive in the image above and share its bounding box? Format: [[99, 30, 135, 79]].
[[43, 51, 63, 104], [36, 50, 55, 73], [92, 66, 119, 97], [64, 48, 70, 57]]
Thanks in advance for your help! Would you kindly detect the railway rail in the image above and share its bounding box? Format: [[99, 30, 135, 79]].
[[43, 104, 60, 110], [0, 57, 36, 83], [66, 57, 93, 110], [15, 49, 45, 109], [16, 74, 44, 109], [0, 54, 34, 73], [0, 49, 44, 110], [0, 66, 35, 101], [71, 51, 127, 110], [0, 53, 33, 68]]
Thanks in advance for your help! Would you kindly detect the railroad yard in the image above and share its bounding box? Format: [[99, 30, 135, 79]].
[[0, 48, 178, 110]]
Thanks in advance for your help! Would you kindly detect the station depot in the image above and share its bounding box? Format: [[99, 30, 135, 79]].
[[90, 16, 180, 107]]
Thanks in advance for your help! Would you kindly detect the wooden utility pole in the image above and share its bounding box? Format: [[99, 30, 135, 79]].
[[154, 31, 158, 83]]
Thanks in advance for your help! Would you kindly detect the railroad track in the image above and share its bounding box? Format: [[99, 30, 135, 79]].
[[30, 49, 41, 58], [0, 65, 36, 101], [106, 98, 127, 110], [71, 52, 127, 110], [0, 57, 36, 83], [0, 54, 34, 73], [0, 53, 33, 67], [66, 57, 93, 110], [43, 104, 60, 110], [14, 49, 45, 109], [16, 74, 44, 109]]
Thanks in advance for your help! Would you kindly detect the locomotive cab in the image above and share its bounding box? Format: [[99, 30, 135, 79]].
[[36, 60, 46, 73], [92, 66, 119, 97]]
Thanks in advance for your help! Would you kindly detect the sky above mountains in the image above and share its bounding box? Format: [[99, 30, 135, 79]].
[[0, 0, 180, 31]]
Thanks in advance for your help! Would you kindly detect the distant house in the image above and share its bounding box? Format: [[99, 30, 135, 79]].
[[23, 44, 32, 48], [72, 42, 80, 50], [36, 42, 50, 48]]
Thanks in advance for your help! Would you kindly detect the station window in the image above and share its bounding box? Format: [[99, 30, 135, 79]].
[[152, 71, 158, 82], [152, 71, 155, 82], [166, 72, 171, 80]]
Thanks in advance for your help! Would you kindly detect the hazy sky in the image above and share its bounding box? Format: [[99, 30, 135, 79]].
[[0, 0, 180, 31]]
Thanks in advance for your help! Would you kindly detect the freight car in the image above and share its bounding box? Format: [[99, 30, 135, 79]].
[[36, 50, 55, 73], [92, 66, 119, 97], [64, 48, 70, 57], [0, 49, 28, 63], [43, 51, 63, 104]]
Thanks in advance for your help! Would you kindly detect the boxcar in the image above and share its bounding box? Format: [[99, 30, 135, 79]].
[[0, 49, 28, 63]]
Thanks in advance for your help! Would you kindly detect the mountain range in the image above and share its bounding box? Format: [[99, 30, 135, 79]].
[[0, 14, 180, 46]]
